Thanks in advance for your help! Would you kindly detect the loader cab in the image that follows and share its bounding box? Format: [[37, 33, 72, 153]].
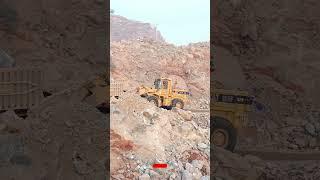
[[153, 78, 172, 96]]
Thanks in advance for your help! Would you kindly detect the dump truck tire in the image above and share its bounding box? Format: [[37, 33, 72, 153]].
[[212, 116, 237, 152], [147, 96, 158, 107], [172, 99, 184, 109]]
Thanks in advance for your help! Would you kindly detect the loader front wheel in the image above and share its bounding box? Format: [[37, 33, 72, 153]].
[[172, 99, 184, 109], [211, 117, 237, 152], [147, 96, 159, 107]]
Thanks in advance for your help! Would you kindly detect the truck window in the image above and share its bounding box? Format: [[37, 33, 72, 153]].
[[162, 80, 168, 89], [154, 79, 161, 89]]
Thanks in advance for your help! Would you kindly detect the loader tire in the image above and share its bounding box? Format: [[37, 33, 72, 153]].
[[14, 109, 28, 119], [211, 116, 237, 152], [147, 96, 158, 107], [172, 99, 184, 109]]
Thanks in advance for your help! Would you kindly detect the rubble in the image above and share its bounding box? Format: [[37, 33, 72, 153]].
[[173, 108, 194, 121], [213, 147, 265, 180], [109, 93, 210, 178]]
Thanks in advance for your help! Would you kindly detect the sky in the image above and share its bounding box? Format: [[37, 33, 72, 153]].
[[111, 0, 210, 46]]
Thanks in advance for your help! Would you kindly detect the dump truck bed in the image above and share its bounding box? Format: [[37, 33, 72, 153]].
[[110, 80, 125, 97], [0, 68, 43, 110]]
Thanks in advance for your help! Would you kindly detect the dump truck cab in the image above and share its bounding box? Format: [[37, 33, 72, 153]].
[[138, 78, 190, 109], [211, 88, 253, 151]]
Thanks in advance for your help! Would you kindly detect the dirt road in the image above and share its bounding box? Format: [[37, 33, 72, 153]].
[[237, 149, 320, 161], [184, 108, 210, 113]]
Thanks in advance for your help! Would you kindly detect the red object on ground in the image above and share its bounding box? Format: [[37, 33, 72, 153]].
[[152, 163, 168, 169]]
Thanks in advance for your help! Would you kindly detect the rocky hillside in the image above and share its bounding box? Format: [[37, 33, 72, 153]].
[[0, 1, 107, 179], [110, 16, 210, 179], [212, 0, 320, 179], [111, 15, 165, 42], [213, 0, 320, 107], [213, 0, 320, 151], [111, 39, 210, 109]]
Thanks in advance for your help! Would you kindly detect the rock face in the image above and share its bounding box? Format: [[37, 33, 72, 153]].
[[111, 15, 165, 42], [213, 0, 320, 107], [212, 46, 246, 90]]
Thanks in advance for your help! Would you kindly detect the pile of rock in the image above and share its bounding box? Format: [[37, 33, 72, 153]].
[[110, 94, 210, 179]]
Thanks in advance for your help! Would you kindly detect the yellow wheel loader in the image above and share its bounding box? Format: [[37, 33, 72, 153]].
[[137, 78, 190, 109]]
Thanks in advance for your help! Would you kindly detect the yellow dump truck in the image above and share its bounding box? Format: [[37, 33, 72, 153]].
[[137, 77, 190, 109], [211, 88, 253, 151]]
